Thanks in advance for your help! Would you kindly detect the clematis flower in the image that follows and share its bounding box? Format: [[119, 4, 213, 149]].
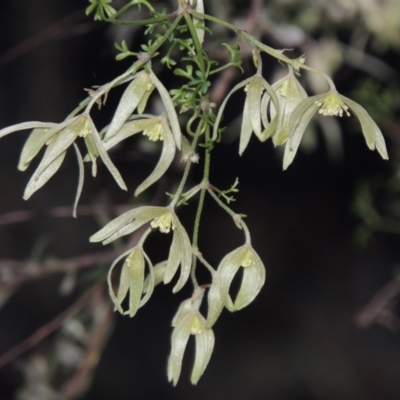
[[216, 245, 265, 312], [90, 206, 192, 292], [283, 90, 389, 169], [261, 66, 308, 146], [0, 114, 126, 212], [104, 68, 182, 150], [167, 288, 215, 385], [213, 74, 280, 155], [103, 115, 177, 196], [108, 247, 154, 317]]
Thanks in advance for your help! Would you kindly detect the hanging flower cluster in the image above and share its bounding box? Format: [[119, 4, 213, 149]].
[[0, 0, 389, 388]]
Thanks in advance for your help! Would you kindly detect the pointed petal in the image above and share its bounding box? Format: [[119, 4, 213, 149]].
[[247, 76, 263, 138], [139, 251, 155, 307], [127, 249, 145, 317], [191, 326, 214, 384], [164, 230, 182, 285], [172, 216, 192, 293], [88, 119, 127, 190], [103, 117, 157, 150], [206, 278, 224, 328], [18, 124, 65, 171], [0, 121, 57, 140], [89, 206, 166, 243], [212, 77, 251, 142], [107, 248, 134, 314], [282, 95, 322, 170], [233, 250, 265, 310], [167, 315, 193, 385], [340, 95, 388, 160], [135, 120, 176, 196], [104, 72, 149, 140], [23, 150, 66, 200], [239, 99, 253, 155], [150, 69, 182, 150], [72, 144, 84, 218]]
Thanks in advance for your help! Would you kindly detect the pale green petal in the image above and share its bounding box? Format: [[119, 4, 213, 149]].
[[340, 94, 388, 160], [143, 261, 166, 293], [150, 69, 182, 150], [233, 249, 265, 310], [107, 248, 134, 314], [104, 117, 157, 150], [104, 72, 150, 140], [164, 230, 182, 285], [127, 249, 145, 317], [139, 252, 156, 308], [18, 124, 65, 171], [167, 315, 194, 385], [135, 120, 176, 196], [23, 150, 66, 200], [0, 121, 57, 140], [172, 215, 192, 293], [247, 76, 264, 138], [212, 77, 251, 142], [206, 278, 224, 328], [191, 326, 214, 384], [282, 94, 322, 170], [72, 143, 84, 218], [239, 98, 253, 155], [88, 118, 127, 191], [32, 117, 83, 178], [194, 0, 205, 44], [89, 206, 166, 243]]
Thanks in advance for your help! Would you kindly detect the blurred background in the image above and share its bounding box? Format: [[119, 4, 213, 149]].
[[1, 0, 400, 399]]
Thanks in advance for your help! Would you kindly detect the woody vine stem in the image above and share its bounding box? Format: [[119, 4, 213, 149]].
[[0, 0, 388, 386]]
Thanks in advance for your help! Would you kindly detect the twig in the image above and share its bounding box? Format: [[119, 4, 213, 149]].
[[355, 278, 400, 331], [0, 283, 104, 368]]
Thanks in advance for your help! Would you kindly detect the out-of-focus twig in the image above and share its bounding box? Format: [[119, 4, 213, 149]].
[[355, 278, 400, 331], [0, 283, 104, 368], [59, 292, 115, 400], [0, 9, 96, 67]]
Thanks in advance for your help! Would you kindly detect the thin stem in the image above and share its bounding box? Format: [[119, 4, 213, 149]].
[[207, 188, 252, 244], [85, 15, 182, 114], [169, 121, 203, 208], [182, 11, 205, 75], [195, 250, 216, 276], [300, 64, 336, 91]]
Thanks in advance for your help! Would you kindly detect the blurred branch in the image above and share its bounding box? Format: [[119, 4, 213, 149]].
[[355, 278, 400, 331], [0, 282, 105, 369]]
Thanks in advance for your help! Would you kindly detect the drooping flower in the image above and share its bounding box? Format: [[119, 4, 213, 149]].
[[104, 68, 182, 150], [212, 74, 280, 155], [261, 66, 308, 146], [283, 90, 389, 169], [103, 115, 177, 196], [108, 247, 154, 317], [0, 114, 126, 210], [216, 245, 265, 312], [167, 288, 215, 385], [90, 206, 192, 292]]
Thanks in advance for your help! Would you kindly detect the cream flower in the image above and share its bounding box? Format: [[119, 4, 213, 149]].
[[216, 245, 266, 312], [167, 288, 215, 385], [90, 206, 192, 293], [283, 91, 389, 169]]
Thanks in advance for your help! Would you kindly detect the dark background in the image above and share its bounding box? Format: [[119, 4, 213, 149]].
[[1, 1, 400, 399]]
